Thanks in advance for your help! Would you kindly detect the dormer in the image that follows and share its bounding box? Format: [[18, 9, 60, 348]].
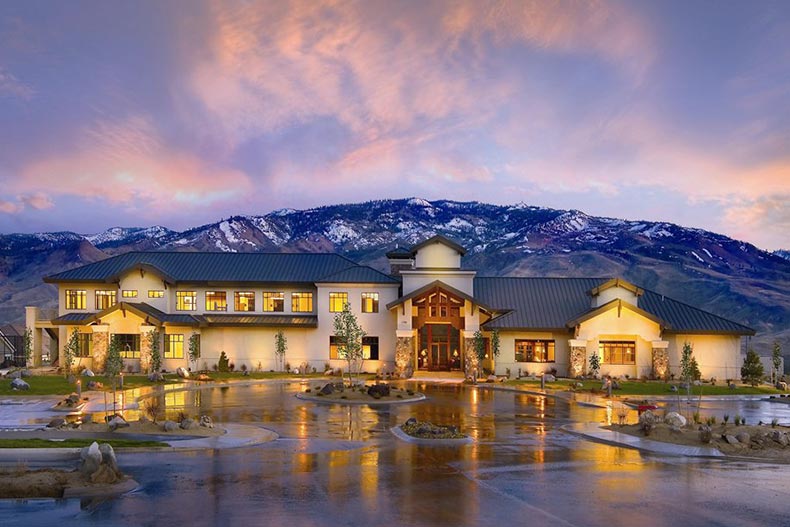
[[589, 278, 644, 308], [410, 235, 466, 270]]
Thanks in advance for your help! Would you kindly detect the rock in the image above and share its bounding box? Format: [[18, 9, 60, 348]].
[[575, 382, 584, 389], [664, 412, 687, 428], [544, 374, 556, 382], [736, 432, 751, 444], [47, 418, 66, 429], [669, 425, 683, 435], [199, 415, 214, 429], [90, 463, 121, 484], [98, 443, 119, 473], [728, 383, 737, 390], [180, 418, 196, 430], [319, 383, 335, 395], [66, 393, 80, 404], [638, 410, 656, 436], [693, 380, 702, 386], [20, 369, 32, 378], [79, 441, 102, 476], [108, 415, 129, 431], [777, 381, 788, 391], [487, 375, 497, 383], [668, 384, 678, 392], [324, 369, 334, 376], [87, 380, 103, 390], [7, 370, 21, 379], [405, 417, 417, 427], [163, 420, 179, 432], [698, 425, 712, 444], [138, 415, 150, 424], [367, 384, 391, 398], [771, 431, 788, 446], [724, 434, 739, 445], [148, 372, 164, 382], [10, 378, 29, 390], [176, 367, 190, 379], [82, 369, 95, 377], [611, 380, 620, 390]]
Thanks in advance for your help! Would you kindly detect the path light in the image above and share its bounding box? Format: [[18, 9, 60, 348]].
[[76, 379, 81, 399]]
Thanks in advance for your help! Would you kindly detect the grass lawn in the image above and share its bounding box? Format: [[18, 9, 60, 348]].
[[503, 378, 784, 396], [0, 374, 182, 396], [0, 438, 168, 449]]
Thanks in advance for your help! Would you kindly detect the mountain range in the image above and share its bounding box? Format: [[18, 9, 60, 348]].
[[1, 198, 788, 358]]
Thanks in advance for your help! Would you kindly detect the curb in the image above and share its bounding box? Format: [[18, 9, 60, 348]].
[[295, 392, 426, 406]]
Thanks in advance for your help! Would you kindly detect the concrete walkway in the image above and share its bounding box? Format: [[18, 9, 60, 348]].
[[563, 422, 725, 458]]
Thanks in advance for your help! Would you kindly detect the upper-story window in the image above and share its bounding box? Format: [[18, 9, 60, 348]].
[[176, 291, 197, 311], [65, 290, 87, 310], [148, 290, 164, 298], [292, 292, 313, 312], [206, 291, 227, 311], [361, 292, 379, 313], [235, 291, 255, 312], [122, 290, 137, 298], [329, 292, 348, 312], [600, 341, 635, 365], [95, 290, 117, 311], [263, 292, 285, 312]]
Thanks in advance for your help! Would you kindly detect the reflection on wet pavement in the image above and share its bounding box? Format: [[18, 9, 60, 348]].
[[3, 381, 790, 526]]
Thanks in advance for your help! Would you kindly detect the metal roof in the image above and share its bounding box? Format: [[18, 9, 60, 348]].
[[44, 251, 395, 285], [200, 314, 318, 328], [316, 266, 399, 284], [408, 235, 467, 256], [639, 289, 755, 335]]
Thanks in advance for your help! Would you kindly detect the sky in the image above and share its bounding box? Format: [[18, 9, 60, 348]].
[[0, 1, 788, 250]]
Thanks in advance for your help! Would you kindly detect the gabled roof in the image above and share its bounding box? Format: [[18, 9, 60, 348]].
[[565, 298, 668, 329], [44, 251, 390, 285], [589, 278, 643, 297], [639, 290, 755, 335], [386, 280, 494, 312], [409, 235, 467, 256]]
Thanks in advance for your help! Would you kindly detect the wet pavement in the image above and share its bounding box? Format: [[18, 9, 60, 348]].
[[2, 381, 790, 526]]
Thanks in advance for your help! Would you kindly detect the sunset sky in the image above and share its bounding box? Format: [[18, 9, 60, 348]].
[[1, 1, 788, 250]]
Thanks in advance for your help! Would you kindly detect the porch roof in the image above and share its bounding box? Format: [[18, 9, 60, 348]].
[[386, 280, 495, 313]]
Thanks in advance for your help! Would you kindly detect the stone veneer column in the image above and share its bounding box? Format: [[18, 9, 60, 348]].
[[92, 325, 109, 373], [651, 341, 670, 380], [139, 325, 155, 373], [464, 338, 479, 379], [395, 336, 414, 378], [568, 339, 587, 378]]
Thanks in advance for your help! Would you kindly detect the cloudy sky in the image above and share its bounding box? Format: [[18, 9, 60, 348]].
[[1, 1, 788, 250]]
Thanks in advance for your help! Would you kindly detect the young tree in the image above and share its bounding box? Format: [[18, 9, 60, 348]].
[[188, 333, 201, 370], [22, 327, 33, 367], [680, 341, 697, 395], [274, 330, 287, 372], [147, 329, 161, 373], [105, 335, 123, 378], [63, 328, 80, 377], [333, 303, 366, 387], [473, 330, 486, 362], [772, 341, 783, 384], [741, 348, 765, 386], [490, 329, 500, 359], [588, 350, 601, 378]]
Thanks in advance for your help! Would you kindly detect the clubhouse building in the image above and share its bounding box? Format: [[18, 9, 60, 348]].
[[26, 236, 754, 380]]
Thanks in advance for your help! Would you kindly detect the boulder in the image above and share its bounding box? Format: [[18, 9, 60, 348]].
[[544, 374, 556, 382], [669, 425, 683, 435], [176, 367, 190, 379], [108, 415, 129, 431], [728, 383, 737, 390], [669, 384, 678, 392], [180, 418, 196, 430], [698, 425, 712, 444], [148, 372, 164, 382], [82, 369, 95, 377], [10, 378, 29, 390], [20, 369, 32, 378], [47, 418, 66, 429], [724, 434, 739, 445], [664, 412, 687, 428], [693, 380, 702, 386], [367, 384, 391, 398], [87, 380, 103, 390], [90, 463, 121, 484], [404, 417, 417, 427], [777, 381, 788, 391], [67, 393, 80, 404], [770, 431, 788, 446], [638, 410, 656, 436], [324, 369, 334, 376], [736, 432, 751, 444], [611, 380, 620, 390], [163, 420, 179, 432], [138, 415, 150, 424], [7, 370, 21, 379], [79, 441, 103, 476], [319, 383, 335, 396], [98, 443, 119, 474], [199, 415, 214, 429], [487, 375, 497, 383]]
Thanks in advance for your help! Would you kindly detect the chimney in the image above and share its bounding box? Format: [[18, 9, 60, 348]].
[[386, 246, 413, 277]]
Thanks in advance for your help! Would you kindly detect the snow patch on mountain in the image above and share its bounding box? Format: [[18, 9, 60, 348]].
[[691, 251, 704, 263], [325, 221, 359, 244]]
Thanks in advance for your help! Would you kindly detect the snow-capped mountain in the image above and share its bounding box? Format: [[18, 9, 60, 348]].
[[1, 198, 788, 354]]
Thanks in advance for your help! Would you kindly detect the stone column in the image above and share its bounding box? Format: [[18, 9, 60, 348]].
[[92, 325, 109, 372], [651, 341, 670, 380], [395, 336, 414, 378], [139, 325, 155, 373], [568, 339, 587, 378], [464, 338, 479, 379]]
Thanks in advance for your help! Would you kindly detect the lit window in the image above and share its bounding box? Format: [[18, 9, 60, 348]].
[[362, 336, 379, 360], [235, 291, 255, 312], [600, 341, 636, 365], [122, 290, 137, 298], [329, 335, 346, 359], [165, 334, 184, 359], [113, 334, 141, 359], [263, 292, 285, 312], [515, 340, 555, 363], [78, 333, 92, 357], [329, 292, 348, 312], [205, 291, 227, 311], [176, 291, 197, 311], [95, 290, 117, 310], [361, 292, 379, 313], [148, 290, 164, 298], [291, 292, 313, 313], [65, 290, 87, 310]]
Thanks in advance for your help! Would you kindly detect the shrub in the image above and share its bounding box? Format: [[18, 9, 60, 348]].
[[240, 363, 247, 372], [741, 348, 764, 386], [218, 352, 230, 372], [229, 362, 235, 372], [143, 399, 161, 424], [212, 363, 218, 372], [771, 418, 779, 428], [723, 414, 730, 424]]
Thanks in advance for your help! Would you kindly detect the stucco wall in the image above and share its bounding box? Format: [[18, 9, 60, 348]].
[[594, 287, 639, 307], [401, 271, 476, 296], [494, 331, 571, 377], [666, 334, 743, 381], [414, 243, 461, 269]]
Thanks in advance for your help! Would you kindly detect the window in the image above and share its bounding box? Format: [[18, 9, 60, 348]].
[[65, 290, 86, 310], [205, 291, 227, 311], [515, 340, 555, 362], [600, 341, 636, 365], [292, 292, 313, 312], [114, 334, 141, 359], [176, 291, 197, 311], [165, 334, 184, 359], [263, 292, 284, 312], [362, 336, 379, 360], [233, 291, 255, 311], [95, 290, 117, 310], [329, 335, 346, 359], [329, 292, 348, 312], [361, 292, 379, 313], [122, 290, 137, 298], [77, 333, 92, 358], [148, 290, 164, 298]]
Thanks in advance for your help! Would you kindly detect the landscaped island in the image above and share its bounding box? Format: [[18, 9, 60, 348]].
[[296, 382, 425, 404]]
